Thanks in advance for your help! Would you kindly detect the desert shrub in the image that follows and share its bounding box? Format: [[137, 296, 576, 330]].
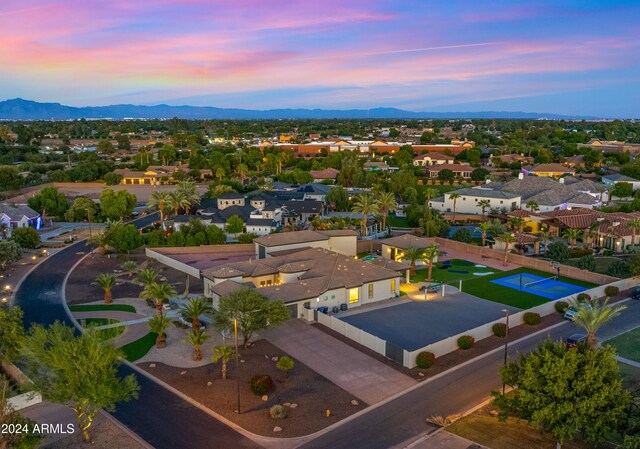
[[570, 248, 593, 258], [604, 249, 615, 256], [523, 312, 541, 325], [415, 351, 436, 369], [250, 374, 273, 396], [554, 301, 569, 313], [492, 323, 507, 337], [605, 286, 619, 297], [276, 355, 294, 377], [576, 255, 596, 272], [576, 292, 592, 302], [269, 404, 288, 419], [457, 335, 475, 350]]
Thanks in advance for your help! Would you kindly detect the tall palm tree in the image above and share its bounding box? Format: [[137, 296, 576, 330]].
[[569, 298, 626, 349], [449, 193, 461, 222], [538, 226, 552, 255], [236, 163, 249, 183], [141, 282, 177, 318], [401, 247, 425, 276], [176, 180, 201, 214], [562, 228, 583, 248], [423, 245, 440, 282], [525, 200, 539, 212], [212, 345, 235, 380], [137, 268, 159, 287], [181, 297, 213, 330], [477, 221, 492, 247], [477, 199, 491, 219], [169, 190, 189, 217], [376, 191, 398, 231], [187, 328, 210, 361], [121, 261, 137, 277], [628, 218, 640, 245], [92, 273, 116, 304], [147, 190, 172, 225], [351, 194, 379, 236], [497, 233, 515, 266], [148, 315, 171, 348]]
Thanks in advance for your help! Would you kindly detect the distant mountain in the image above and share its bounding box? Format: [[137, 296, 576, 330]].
[[0, 98, 595, 120]]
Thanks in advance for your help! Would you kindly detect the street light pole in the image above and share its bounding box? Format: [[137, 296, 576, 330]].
[[502, 308, 510, 396], [234, 318, 241, 414]]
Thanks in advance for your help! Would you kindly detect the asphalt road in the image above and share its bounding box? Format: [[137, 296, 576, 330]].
[[299, 299, 640, 449], [14, 213, 262, 449]]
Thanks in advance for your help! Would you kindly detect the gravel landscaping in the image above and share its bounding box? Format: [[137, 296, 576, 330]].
[[138, 339, 367, 437]]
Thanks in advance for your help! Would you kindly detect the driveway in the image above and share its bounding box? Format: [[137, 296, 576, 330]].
[[263, 319, 416, 405]]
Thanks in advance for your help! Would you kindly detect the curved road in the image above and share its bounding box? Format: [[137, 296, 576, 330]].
[[15, 214, 261, 449]]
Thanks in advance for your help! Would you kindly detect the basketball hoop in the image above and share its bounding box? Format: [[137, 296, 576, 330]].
[[550, 261, 561, 279]]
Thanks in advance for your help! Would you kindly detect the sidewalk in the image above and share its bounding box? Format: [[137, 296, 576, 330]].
[[396, 430, 487, 449], [263, 319, 416, 404]]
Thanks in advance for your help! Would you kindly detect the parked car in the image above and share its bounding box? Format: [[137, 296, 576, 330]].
[[632, 286, 640, 300], [564, 303, 592, 321], [566, 333, 587, 348], [315, 306, 329, 314]]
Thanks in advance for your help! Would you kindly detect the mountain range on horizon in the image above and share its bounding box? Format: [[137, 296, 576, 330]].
[[0, 98, 599, 121]]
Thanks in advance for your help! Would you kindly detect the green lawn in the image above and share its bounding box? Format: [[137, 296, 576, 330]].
[[80, 318, 126, 341], [606, 327, 640, 363], [120, 332, 157, 361], [411, 259, 499, 283], [461, 267, 597, 309], [81, 317, 119, 327], [565, 256, 618, 275], [387, 216, 411, 228], [618, 363, 640, 394], [69, 304, 136, 313]]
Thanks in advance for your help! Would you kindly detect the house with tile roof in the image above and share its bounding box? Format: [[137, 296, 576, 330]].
[[202, 246, 406, 318], [521, 163, 575, 178], [254, 229, 356, 259], [425, 163, 474, 179], [309, 167, 340, 182], [412, 152, 454, 167], [602, 174, 640, 191]]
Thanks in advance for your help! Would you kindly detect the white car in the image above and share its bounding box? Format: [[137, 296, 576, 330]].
[[564, 304, 591, 321]]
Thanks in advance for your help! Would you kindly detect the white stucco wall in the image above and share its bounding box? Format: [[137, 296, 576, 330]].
[[327, 235, 357, 256], [430, 194, 521, 214]]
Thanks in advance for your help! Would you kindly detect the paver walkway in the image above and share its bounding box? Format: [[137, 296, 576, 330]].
[[263, 319, 416, 404]]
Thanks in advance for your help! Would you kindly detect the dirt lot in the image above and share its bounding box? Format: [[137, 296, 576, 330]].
[[138, 339, 367, 437], [65, 249, 204, 304]]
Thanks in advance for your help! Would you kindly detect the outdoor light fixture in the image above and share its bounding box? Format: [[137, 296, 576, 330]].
[[1, 297, 7, 303], [4, 285, 10, 291]]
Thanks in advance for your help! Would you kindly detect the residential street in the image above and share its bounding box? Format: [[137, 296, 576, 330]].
[[14, 214, 262, 449], [298, 299, 640, 449]]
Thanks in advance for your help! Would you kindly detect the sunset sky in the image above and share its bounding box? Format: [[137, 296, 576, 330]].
[[1, 0, 639, 117]]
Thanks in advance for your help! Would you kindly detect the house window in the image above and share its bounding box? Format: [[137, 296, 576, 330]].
[[368, 284, 374, 298], [391, 279, 396, 293], [349, 288, 359, 303]]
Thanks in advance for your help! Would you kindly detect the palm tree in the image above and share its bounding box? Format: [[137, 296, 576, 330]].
[[212, 345, 235, 380], [497, 233, 515, 266], [92, 273, 116, 303], [169, 190, 189, 217], [236, 163, 249, 183], [121, 261, 137, 278], [148, 315, 171, 348], [525, 200, 539, 212], [141, 282, 177, 318], [477, 221, 492, 247], [401, 247, 425, 276], [423, 245, 440, 282], [569, 298, 626, 349], [538, 226, 552, 254], [187, 328, 210, 361], [628, 218, 640, 245], [176, 180, 201, 214], [137, 268, 159, 287], [351, 194, 379, 236], [181, 297, 212, 330], [449, 193, 461, 222], [376, 191, 398, 231], [477, 199, 491, 219], [89, 231, 110, 255], [562, 228, 583, 248], [147, 190, 172, 225], [508, 217, 525, 233]]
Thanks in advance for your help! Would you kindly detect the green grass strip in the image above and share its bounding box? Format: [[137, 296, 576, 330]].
[[120, 332, 157, 362], [69, 304, 136, 313]]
